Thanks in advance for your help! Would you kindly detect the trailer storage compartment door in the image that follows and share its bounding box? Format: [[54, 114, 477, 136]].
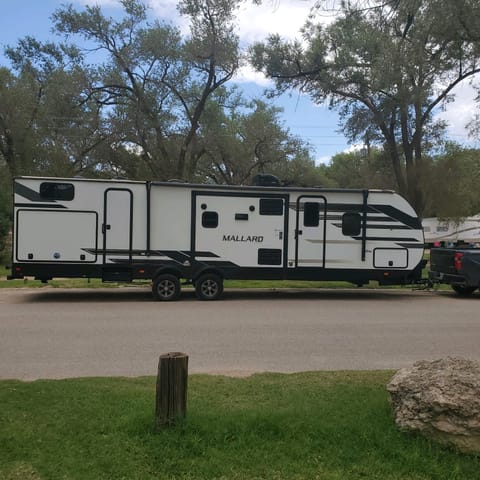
[[16, 210, 98, 262], [373, 248, 408, 268], [194, 193, 287, 269]]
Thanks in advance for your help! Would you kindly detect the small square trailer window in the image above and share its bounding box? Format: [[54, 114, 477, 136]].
[[202, 211, 218, 228], [259, 198, 284, 215], [40, 182, 75, 201], [304, 202, 320, 227], [342, 212, 362, 236]]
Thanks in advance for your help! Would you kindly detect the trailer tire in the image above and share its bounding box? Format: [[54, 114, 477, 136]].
[[152, 274, 181, 301], [195, 273, 223, 301], [451, 285, 477, 296]]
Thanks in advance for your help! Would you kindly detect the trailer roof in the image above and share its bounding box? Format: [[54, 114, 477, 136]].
[[15, 176, 395, 195], [152, 181, 395, 195], [15, 175, 145, 185]]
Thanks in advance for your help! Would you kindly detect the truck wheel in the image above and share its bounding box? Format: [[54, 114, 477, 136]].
[[451, 285, 477, 296], [195, 273, 223, 301], [152, 274, 181, 301]]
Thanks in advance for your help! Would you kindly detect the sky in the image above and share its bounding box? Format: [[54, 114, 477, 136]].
[[1, 0, 478, 165]]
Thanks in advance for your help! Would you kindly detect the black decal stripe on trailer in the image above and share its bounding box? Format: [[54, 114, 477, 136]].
[[289, 203, 397, 221], [353, 236, 421, 242], [397, 243, 426, 249], [327, 203, 421, 230], [327, 214, 398, 222], [14, 203, 67, 209], [82, 248, 221, 260], [108, 258, 240, 269], [370, 205, 422, 230], [327, 203, 377, 213], [154, 250, 190, 264], [180, 251, 220, 258], [332, 223, 413, 230], [15, 183, 57, 203], [358, 216, 400, 222]]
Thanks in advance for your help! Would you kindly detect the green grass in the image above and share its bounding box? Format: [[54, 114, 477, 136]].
[[1, 372, 479, 480]]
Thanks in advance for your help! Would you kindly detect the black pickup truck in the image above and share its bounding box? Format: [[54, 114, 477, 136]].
[[429, 247, 480, 295]]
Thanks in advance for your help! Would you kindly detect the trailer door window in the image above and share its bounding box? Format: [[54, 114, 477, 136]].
[[259, 198, 283, 215], [202, 211, 218, 228], [342, 212, 362, 236], [40, 182, 75, 201], [304, 202, 320, 227]]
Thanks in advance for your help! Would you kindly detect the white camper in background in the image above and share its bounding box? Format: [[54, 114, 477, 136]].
[[422, 216, 480, 245], [10, 176, 425, 300]]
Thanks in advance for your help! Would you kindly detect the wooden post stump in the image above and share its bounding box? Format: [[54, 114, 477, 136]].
[[155, 352, 188, 429]]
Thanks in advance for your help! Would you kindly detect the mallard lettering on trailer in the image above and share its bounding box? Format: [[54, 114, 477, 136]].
[[222, 235, 264, 243]]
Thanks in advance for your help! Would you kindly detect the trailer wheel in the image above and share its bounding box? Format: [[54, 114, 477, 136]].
[[152, 274, 181, 301], [451, 285, 477, 296], [195, 273, 223, 301]]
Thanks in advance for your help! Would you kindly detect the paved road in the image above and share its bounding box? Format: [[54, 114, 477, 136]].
[[0, 287, 479, 379]]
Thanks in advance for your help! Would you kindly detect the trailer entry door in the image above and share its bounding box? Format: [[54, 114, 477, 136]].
[[295, 196, 326, 268], [103, 188, 133, 264]]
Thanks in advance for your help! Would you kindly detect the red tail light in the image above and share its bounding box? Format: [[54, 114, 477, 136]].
[[454, 252, 464, 272]]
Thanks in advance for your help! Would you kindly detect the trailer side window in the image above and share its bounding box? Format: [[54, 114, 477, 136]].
[[304, 202, 320, 227], [342, 212, 361, 236], [259, 198, 283, 215], [202, 211, 218, 228], [40, 182, 75, 201]]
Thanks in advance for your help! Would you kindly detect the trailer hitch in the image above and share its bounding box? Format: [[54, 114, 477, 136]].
[[412, 278, 435, 291]]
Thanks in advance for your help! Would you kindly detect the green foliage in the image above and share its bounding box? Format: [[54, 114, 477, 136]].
[[50, 0, 244, 181], [1, 373, 480, 479], [251, 0, 480, 215], [0, 167, 12, 264], [0, 214, 9, 263], [197, 97, 330, 186], [326, 148, 396, 190], [0, 0, 315, 185], [0, 41, 109, 178], [425, 145, 480, 218]]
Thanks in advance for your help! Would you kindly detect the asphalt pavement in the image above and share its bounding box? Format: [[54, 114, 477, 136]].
[[0, 287, 479, 379]]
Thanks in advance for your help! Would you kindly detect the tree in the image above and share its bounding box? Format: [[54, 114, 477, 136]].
[[0, 159, 12, 264], [251, 0, 480, 215], [1, 38, 110, 178], [425, 144, 480, 218], [52, 0, 242, 181], [326, 148, 396, 190], [1, 0, 319, 187], [196, 96, 330, 186]]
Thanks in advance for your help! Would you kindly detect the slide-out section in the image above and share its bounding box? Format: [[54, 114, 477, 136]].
[[16, 210, 98, 262]]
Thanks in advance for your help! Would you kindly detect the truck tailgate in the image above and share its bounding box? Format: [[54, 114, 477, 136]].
[[429, 248, 456, 274]]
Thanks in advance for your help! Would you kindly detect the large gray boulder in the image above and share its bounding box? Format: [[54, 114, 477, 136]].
[[387, 357, 480, 453]]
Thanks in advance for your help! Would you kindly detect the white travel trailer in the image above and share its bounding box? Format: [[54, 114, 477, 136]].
[[10, 176, 425, 300], [422, 216, 480, 245]]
